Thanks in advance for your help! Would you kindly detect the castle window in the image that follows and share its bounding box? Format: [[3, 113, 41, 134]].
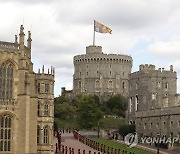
[[95, 80, 100, 89], [178, 121, 180, 127], [129, 97, 132, 113], [170, 121, 173, 128], [165, 82, 168, 89], [45, 84, 49, 93], [122, 81, 125, 89], [150, 123, 152, 129], [37, 125, 40, 144], [0, 115, 12, 152], [108, 80, 113, 89], [135, 83, 138, 89], [44, 103, 49, 116], [156, 123, 159, 128], [37, 83, 41, 93], [79, 72, 81, 77], [110, 71, 111, 76], [163, 121, 166, 127], [37, 102, 40, 116], [144, 123, 146, 129], [135, 95, 139, 111], [158, 82, 161, 88], [78, 81, 81, 89], [152, 93, 157, 100], [97, 71, 99, 76], [0, 64, 13, 99], [43, 126, 49, 144], [86, 72, 88, 77]]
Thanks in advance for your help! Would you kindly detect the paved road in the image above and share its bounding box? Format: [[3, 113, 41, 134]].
[[54, 133, 180, 154], [55, 132, 101, 153]]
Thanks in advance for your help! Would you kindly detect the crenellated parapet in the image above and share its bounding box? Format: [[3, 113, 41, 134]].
[[36, 65, 55, 80], [0, 41, 19, 51], [74, 46, 132, 65]]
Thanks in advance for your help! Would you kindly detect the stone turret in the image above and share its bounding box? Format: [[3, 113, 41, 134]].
[[27, 31, 32, 50], [15, 35, 18, 44], [86, 45, 103, 54]]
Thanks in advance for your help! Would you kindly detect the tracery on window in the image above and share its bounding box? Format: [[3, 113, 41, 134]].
[[0, 115, 12, 152], [0, 63, 13, 99]]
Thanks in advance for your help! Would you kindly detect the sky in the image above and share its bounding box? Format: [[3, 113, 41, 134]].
[[0, 0, 180, 96]]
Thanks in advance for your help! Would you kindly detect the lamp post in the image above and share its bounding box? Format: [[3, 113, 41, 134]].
[[157, 133, 160, 154], [98, 121, 100, 138]]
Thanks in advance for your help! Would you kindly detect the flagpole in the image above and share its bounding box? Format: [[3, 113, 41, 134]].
[[93, 20, 95, 46]]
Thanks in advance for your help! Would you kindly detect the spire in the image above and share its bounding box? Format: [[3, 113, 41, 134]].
[[19, 25, 25, 45], [42, 65, 44, 74], [15, 35, 18, 44], [19, 25, 25, 57], [27, 31, 32, 49]]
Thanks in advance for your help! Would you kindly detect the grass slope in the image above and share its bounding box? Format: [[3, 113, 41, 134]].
[[93, 138, 153, 154]]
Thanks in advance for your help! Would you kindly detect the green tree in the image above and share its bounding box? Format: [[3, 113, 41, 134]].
[[118, 124, 135, 139], [54, 95, 76, 119], [106, 94, 127, 117], [76, 94, 103, 129]]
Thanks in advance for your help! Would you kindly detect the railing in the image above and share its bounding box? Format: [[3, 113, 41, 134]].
[[0, 41, 19, 51], [0, 99, 18, 107]]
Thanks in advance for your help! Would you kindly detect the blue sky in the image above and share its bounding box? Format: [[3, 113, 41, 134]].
[[0, 0, 180, 96]]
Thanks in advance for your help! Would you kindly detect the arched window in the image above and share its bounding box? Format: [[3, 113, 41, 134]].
[[37, 83, 41, 93], [108, 80, 113, 89], [0, 64, 13, 99], [95, 80, 100, 89], [43, 126, 49, 144], [37, 125, 40, 144], [122, 81, 125, 89], [135, 95, 139, 111], [44, 103, 49, 116], [78, 81, 81, 89], [0, 115, 12, 152], [37, 102, 40, 116], [129, 97, 132, 113], [165, 82, 168, 89]]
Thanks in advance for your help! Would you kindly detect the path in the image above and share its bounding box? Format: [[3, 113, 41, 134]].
[[55, 132, 101, 153]]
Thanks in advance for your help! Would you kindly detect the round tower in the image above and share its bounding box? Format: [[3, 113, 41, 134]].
[[73, 45, 133, 98]]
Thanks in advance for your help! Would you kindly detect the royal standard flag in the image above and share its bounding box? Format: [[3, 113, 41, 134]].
[[94, 20, 112, 34]]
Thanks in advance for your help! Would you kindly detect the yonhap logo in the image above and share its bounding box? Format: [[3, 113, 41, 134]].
[[125, 133, 180, 148], [124, 133, 138, 148]]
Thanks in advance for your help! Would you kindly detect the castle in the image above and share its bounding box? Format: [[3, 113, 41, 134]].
[[63, 45, 132, 100], [0, 25, 54, 153], [62, 45, 180, 149]]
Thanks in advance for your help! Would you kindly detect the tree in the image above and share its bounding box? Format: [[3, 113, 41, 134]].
[[106, 94, 128, 117], [54, 95, 76, 119], [118, 124, 135, 139], [76, 94, 103, 129]]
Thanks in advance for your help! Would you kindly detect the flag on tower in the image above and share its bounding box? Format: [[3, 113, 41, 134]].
[[94, 20, 112, 34]]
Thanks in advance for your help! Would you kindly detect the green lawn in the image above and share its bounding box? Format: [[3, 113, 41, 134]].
[[92, 138, 154, 154]]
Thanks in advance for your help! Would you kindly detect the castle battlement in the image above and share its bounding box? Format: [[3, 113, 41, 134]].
[[36, 65, 55, 80], [0, 41, 19, 51]]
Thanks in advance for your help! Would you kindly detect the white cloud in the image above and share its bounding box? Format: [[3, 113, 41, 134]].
[[1, 0, 180, 95], [148, 38, 180, 58]]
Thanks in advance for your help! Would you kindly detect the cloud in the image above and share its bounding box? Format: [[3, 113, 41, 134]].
[[148, 37, 180, 58], [1, 0, 180, 96]]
